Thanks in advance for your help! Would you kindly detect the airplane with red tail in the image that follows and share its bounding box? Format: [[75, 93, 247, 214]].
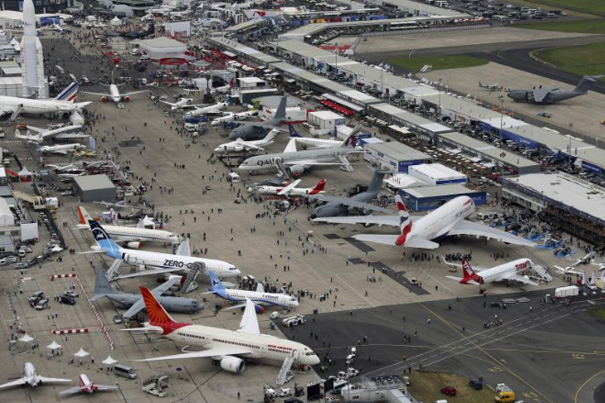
[[446, 259, 537, 286]]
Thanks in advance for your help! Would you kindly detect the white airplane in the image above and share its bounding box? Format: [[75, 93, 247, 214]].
[[184, 99, 230, 118], [205, 271, 299, 310], [446, 259, 537, 286], [36, 143, 85, 155], [234, 109, 259, 119], [287, 124, 361, 149], [257, 178, 326, 197], [554, 252, 596, 275], [211, 112, 236, 126], [214, 128, 279, 154], [59, 374, 118, 395], [131, 288, 319, 373], [478, 81, 503, 91], [0, 362, 71, 390], [77, 206, 182, 247], [0, 81, 90, 121], [211, 78, 234, 95], [86, 219, 241, 279], [15, 124, 88, 142], [82, 84, 148, 104], [313, 194, 535, 250], [161, 97, 194, 111]]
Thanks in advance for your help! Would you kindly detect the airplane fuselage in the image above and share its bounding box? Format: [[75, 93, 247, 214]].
[[216, 289, 298, 308], [239, 146, 356, 172], [473, 258, 533, 284], [106, 292, 203, 314], [412, 196, 475, 241], [0, 96, 85, 115]]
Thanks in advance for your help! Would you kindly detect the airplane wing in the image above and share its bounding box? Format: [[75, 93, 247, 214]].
[[277, 179, 301, 196], [51, 150, 69, 155], [81, 91, 109, 97], [0, 377, 29, 389], [123, 90, 149, 96], [55, 133, 90, 140], [59, 386, 82, 395], [231, 121, 279, 130], [312, 215, 400, 227], [449, 220, 536, 247], [152, 276, 181, 296], [175, 239, 191, 256], [37, 376, 72, 384], [445, 275, 480, 285], [93, 384, 119, 391], [353, 234, 439, 249], [502, 273, 538, 286], [114, 267, 184, 280], [122, 299, 145, 319], [237, 299, 261, 335], [137, 347, 253, 362], [532, 89, 555, 103], [309, 195, 392, 213]]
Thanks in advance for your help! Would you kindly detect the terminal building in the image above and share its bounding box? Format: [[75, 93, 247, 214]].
[[364, 141, 432, 173]]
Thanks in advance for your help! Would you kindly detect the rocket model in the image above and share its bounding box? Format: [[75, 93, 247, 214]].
[[21, 0, 48, 98]]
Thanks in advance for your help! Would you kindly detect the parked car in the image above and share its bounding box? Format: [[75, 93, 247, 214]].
[[440, 386, 457, 396]]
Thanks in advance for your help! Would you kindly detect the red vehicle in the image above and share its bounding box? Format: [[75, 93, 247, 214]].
[[440, 386, 457, 396]]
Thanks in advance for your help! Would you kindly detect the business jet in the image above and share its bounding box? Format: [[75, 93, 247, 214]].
[[161, 97, 194, 110], [131, 288, 319, 374], [211, 112, 237, 126], [446, 259, 537, 286], [0, 81, 90, 121], [183, 99, 230, 118], [86, 219, 240, 279], [59, 374, 118, 395], [81, 84, 148, 104], [257, 178, 326, 197], [36, 143, 85, 155], [313, 194, 535, 249], [77, 206, 182, 247], [554, 252, 597, 275], [205, 271, 299, 310], [0, 362, 71, 390], [15, 124, 88, 142], [214, 128, 279, 154]]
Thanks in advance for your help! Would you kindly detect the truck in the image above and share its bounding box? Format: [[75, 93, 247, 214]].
[[495, 383, 515, 402], [555, 285, 579, 298]]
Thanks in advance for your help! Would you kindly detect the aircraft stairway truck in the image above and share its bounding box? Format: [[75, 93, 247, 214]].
[[12, 190, 46, 211], [530, 263, 552, 283]]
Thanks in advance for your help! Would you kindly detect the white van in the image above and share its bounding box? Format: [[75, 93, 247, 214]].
[[477, 212, 498, 220], [228, 172, 241, 183], [114, 364, 137, 379]]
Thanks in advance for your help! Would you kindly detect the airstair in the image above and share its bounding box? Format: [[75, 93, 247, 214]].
[[532, 264, 552, 283], [276, 356, 294, 386], [181, 263, 203, 293]]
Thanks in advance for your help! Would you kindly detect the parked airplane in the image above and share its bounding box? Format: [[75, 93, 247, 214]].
[[507, 75, 603, 104], [211, 112, 236, 126], [478, 82, 503, 91], [446, 259, 537, 286], [87, 219, 240, 279], [313, 195, 535, 249], [0, 362, 71, 389], [288, 124, 361, 149], [92, 269, 203, 319], [214, 128, 279, 154], [238, 127, 361, 176], [81, 83, 148, 104], [77, 206, 182, 246], [228, 96, 288, 140], [93, 200, 131, 210], [36, 142, 85, 155], [554, 252, 595, 275], [183, 98, 230, 118], [15, 124, 88, 142], [59, 374, 118, 395], [211, 77, 234, 95], [309, 170, 389, 218], [132, 288, 319, 373], [205, 271, 298, 310], [161, 97, 194, 111], [0, 81, 90, 121], [257, 178, 326, 197]]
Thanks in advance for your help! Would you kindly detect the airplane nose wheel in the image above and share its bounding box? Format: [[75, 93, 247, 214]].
[[117, 103, 125, 109]]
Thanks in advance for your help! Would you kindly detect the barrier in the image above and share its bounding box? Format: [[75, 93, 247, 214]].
[[51, 328, 89, 335], [50, 273, 77, 281]]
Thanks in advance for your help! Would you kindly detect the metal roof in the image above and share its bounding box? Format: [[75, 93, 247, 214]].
[[402, 184, 477, 198], [74, 175, 115, 192], [366, 141, 432, 161]]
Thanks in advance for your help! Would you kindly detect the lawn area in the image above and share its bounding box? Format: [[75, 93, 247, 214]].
[[407, 371, 494, 403], [386, 55, 487, 73], [587, 307, 605, 321], [514, 19, 605, 34], [533, 42, 605, 80]]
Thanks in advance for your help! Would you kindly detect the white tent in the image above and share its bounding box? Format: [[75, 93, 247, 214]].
[[46, 340, 63, 357], [102, 355, 117, 371], [110, 17, 122, 27], [19, 334, 34, 343], [74, 348, 90, 365]]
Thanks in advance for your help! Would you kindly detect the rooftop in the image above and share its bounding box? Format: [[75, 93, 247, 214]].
[[74, 174, 115, 191], [366, 141, 432, 161], [402, 183, 478, 198]]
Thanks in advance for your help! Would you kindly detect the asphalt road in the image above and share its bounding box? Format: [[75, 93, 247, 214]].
[[278, 290, 605, 403]]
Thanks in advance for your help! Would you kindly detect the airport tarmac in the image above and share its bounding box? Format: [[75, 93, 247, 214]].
[[0, 35, 593, 403]]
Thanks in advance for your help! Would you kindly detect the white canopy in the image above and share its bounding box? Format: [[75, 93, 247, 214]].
[[74, 348, 90, 358], [46, 340, 62, 350], [102, 356, 117, 365], [110, 17, 122, 27], [19, 334, 34, 343]]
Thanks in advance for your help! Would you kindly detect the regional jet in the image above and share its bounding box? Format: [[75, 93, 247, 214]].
[[59, 374, 117, 395], [0, 362, 71, 390], [446, 259, 537, 286]]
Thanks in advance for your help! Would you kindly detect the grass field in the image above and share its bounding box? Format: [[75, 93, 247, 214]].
[[587, 307, 605, 320], [533, 42, 605, 80], [407, 371, 494, 403], [515, 19, 605, 34], [386, 55, 487, 73]]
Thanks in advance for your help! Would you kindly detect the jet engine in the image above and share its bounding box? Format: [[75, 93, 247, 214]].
[[124, 96, 131, 102], [125, 241, 142, 249], [254, 305, 265, 313], [220, 356, 245, 373], [288, 165, 305, 177], [101, 96, 108, 103]]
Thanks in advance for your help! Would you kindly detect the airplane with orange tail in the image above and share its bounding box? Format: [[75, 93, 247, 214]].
[[128, 287, 319, 374]]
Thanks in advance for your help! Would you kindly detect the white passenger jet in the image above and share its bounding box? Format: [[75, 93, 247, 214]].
[[184, 98, 230, 118], [313, 194, 535, 249], [77, 206, 182, 247], [15, 124, 88, 142], [131, 288, 319, 373], [446, 259, 537, 286], [0, 81, 90, 121], [86, 219, 240, 279], [257, 178, 326, 197], [0, 362, 71, 390], [161, 97, 194, 110], [36, 142, 85, 155], [82, 84, 148, 104], [214, 129, 279, 154], [59, 374, 118, 395]]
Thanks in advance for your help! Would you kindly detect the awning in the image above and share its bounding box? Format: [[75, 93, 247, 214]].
[[321, 93, 364, 113]]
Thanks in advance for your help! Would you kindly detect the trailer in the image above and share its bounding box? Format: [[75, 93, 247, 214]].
[[555, 285, 579, 298]]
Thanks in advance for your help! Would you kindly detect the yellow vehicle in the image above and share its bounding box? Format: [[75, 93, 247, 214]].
[[495, 383, 516, 402]]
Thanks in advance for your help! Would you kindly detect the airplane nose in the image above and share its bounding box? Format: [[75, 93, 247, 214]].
[[232, 267, 242, 276], [310, 355, 320, 365]]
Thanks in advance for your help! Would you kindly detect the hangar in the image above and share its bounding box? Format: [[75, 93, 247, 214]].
[[73, 175, 117, 203]]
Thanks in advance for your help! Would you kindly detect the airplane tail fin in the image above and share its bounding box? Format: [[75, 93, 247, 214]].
[[460, 260, 481, 284], [574, 75, 603, 93], [77, 205, 93, 225], [369, 170, 387, 193], [208, 271, 225, 292], [91, 269, 114, 301], [341, 125, 361, 148], [55, 81, 80, 103], [310, 179, 327, 195], [394, 194, 413, 246], [252, 100, 261, 111], [274, 95, 288, 120], [288, 124, 301, 138], [139, 287, 179, 330], [87, 219, 121, 257], [228, 77, 234, 88]]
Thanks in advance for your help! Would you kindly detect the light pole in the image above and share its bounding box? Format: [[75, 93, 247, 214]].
[[437, 78, 442, 118]]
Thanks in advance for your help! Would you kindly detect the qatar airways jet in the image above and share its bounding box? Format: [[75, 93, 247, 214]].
[[130, 287, 319, 374], [312, 194, 535, 249], [446, 259, 537, 286]]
